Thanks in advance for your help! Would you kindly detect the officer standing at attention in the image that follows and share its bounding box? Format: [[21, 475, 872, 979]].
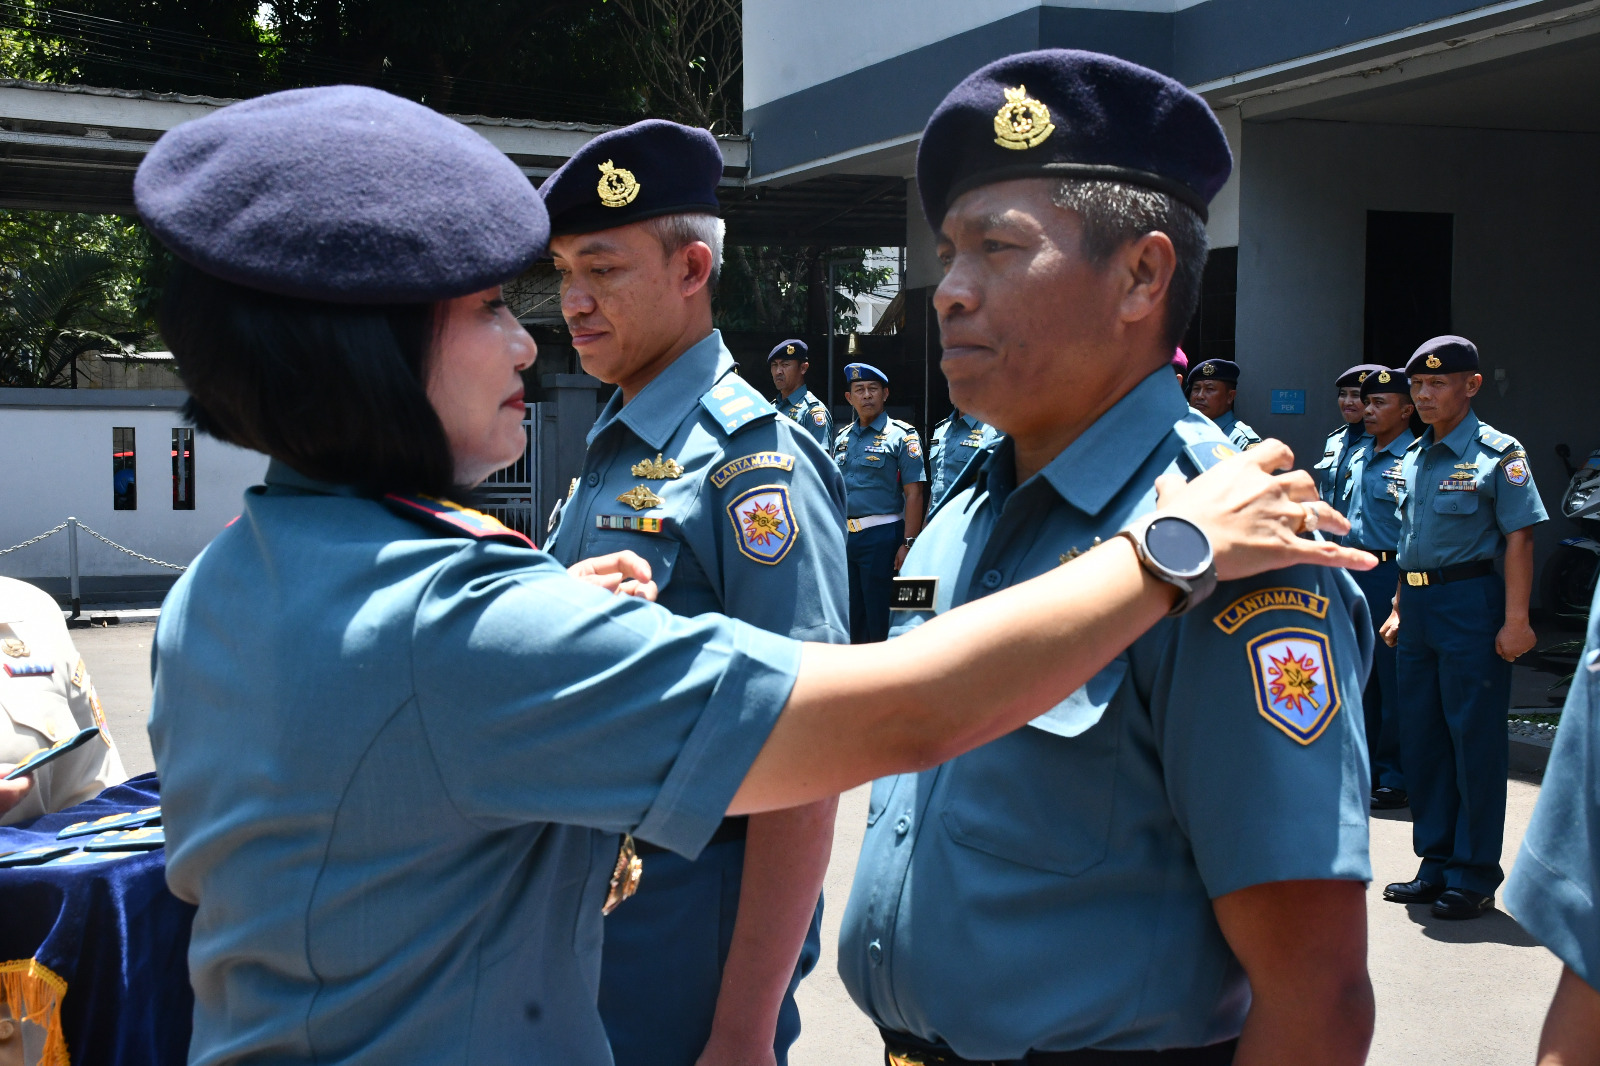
[[1186, 358, 1261, 451], [768, 339, 832, 448], [1343, 369, 1415, 810], [833, 362, 926, 642], [926, 406, 999, 510], [1379, 335, 1546, 920], [1314, 364, 1387, 516], [1, 576, 127, 824], [539, 120, 847, 1066], [843, 49, 1376, 1065]]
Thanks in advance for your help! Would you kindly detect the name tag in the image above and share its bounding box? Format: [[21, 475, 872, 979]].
[[891, 577, 937, 611]]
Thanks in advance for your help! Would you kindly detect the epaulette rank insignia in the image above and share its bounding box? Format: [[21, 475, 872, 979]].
[[1477, 427, 1515, 452], [701, 375, 776, 435], [597, 515, 663, 534], [383, 494, 536, 550]]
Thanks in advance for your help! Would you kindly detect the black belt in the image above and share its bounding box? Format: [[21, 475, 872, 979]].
[[1401, 559, 1496, 587], [1349, 547, 1396, 563], [882, 1031, 1237, 1066], [634, 816, 747, 857]]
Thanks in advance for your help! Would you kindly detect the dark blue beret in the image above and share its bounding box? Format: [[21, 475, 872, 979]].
[[541, 119, 722, 237], [133, 86, 547, 304], [1336, 363, 1390, 389], [844, 363, 888, 386], [1360, 368, 1411, 397], [769, 339, 808, 363], [1406, 335, 1479, 375], [917, 49, 1232, 229], [1185, 358, 1239, 391]]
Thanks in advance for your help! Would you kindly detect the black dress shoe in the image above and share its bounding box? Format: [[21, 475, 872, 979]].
[[1371, 787, 1409, 810], [1432, 888, 1495, 920], [1383, 877, 1445, 904]]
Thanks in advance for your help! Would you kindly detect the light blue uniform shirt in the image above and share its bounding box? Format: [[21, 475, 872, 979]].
[[1505, 581, 1600, 989], [1344, 430, 1413, 550], [1396, 411, 1547, 571], [547, 331, 847, 642], [777, 384, 833, 450], [1212, 409, 1260, 451], [149, 464, 801, 1066], [833, 411, 926, 518], [927, 412, 1000, 510], [1313, 423, 1366, 514], [840, 370, 1372, 1060]]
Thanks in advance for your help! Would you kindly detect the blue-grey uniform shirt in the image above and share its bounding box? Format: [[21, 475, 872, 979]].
[[833, 411, 927, 518], [840, 370, 1372, 1059], [1213, 410, 1261, 452], [1396, 411, 1547, 571], [547, 331, 848, 642], [778, 384, 833, 450], [927, 412, 1000, 510], [1343, 430, 1413, 551], [1313, 423, 1366, 513], [1505, 581, 1600, 989], [149, 464, 801, 1066]]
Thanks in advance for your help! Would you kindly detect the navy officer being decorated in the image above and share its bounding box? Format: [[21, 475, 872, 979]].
[[927, 406, 1000, 510], [1186, 358, 1261, 451], [768, 338, 833, 448], [539, 119, 847, 1066], [1314, 363, 1388, 518], [832, 362, 926, 643], [841, 49, 1377, 1065], [1379, 335, 1547, 920]]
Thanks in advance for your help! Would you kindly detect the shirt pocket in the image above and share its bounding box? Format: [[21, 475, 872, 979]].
[[1432, 493, 1480, 516], [582, 529, 681, 592], [939, 665, 1125, 877]]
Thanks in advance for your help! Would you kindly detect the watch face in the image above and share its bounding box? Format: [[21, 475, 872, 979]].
[[1146, 516, 1211, 577]]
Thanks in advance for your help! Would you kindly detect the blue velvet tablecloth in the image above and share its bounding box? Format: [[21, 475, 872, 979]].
[[0, 774, 194, 1066]]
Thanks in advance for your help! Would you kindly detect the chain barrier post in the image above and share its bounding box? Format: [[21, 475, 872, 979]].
[[66, 517, 81, 619]]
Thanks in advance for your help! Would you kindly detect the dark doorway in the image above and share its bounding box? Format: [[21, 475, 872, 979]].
[[1183, 246, 1238, 364], [1364, 211, 1453, 367]]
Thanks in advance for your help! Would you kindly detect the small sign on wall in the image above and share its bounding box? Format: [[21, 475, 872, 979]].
[[1270, 389, 1306, 415]]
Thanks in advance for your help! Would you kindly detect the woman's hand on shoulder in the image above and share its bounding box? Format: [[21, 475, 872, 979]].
[[1154, 439, 1376, 582], [568, 551, 659, 601]]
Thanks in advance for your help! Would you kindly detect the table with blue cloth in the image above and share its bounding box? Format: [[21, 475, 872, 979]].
[[0, 774, 193, 1066]]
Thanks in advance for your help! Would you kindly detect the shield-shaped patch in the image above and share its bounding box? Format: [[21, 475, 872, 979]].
[[1503, 457, 1530, 486], [1246, 627, 1340, 744], [726, 484, 798, 565]]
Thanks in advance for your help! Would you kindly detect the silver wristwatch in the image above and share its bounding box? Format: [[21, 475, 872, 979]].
[[1116, 512, 1217, 616]]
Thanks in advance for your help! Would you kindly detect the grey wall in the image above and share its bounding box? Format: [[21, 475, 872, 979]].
[[1236, 118, 1600, 563]]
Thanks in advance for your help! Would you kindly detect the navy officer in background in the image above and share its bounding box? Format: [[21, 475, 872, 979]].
[[842, 49, 1375, 1066], [1380, 335, 1546, 920], [1342, 368, 1415, 810], [1187, 358, 1261, 451], [768, 338, 833, 448], [833, 362, 926, 643], [927, 406, 999, 510], [1314, 364, 1387, 518], [540, 120, 845, 1066]]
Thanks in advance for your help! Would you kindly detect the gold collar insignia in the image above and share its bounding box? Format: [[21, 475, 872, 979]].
[[597, 159, 641, 208], [631, 453, 684, 480], [617, 485, 665, 511], [993, 85, 1055, 151]]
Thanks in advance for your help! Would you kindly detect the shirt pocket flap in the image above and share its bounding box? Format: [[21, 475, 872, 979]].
[[1433, 493, 1480, 515], [582, 530, 681, 591], [1026, 657, 1129, 738]]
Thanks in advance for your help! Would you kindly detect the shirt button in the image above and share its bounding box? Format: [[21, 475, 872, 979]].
[[586, 473, 599, 488], [867, 939, 883, 964], [894, 815, 911, 836], [981, 569, 1003, 589]]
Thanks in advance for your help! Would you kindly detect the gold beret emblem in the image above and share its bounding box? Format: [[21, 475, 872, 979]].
[[1425, 354, 1442, 369], [1378, 371, 1391, 383], [786, 344, 795, 355], [597, 159, 641, 208], [993, 85, 1056, 151], [1358, 371, 1370, 383], [1202, 363, 1216, 376]]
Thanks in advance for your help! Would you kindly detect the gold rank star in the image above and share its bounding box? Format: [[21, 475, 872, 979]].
[[617, 485, 665, 511], [631, 453, 685, 480]]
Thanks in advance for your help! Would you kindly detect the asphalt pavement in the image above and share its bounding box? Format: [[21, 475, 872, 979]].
[[73, 621, 1561, 1065]]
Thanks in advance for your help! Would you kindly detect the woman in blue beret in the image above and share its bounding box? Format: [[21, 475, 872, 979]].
[[136, 85, 1371, 1066]]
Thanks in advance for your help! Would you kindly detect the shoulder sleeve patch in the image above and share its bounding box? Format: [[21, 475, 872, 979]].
[[1246, 627, 1341, 745], [1213, 587, 1331, 634], [710, 451, 796, 489], [726, 483, 798, 564], [906, 435, 922, 457], [700, 374, 778, 436]]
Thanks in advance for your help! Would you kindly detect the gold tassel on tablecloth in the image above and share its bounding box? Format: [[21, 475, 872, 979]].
[[0, 958, 68, 1066]]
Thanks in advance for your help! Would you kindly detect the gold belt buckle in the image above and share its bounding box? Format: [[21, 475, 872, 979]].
[[887, 1054, 927, 1066], [847, 518, 861, 533], [603, 834, 643, 915], [1406, 571, 1427, 586]]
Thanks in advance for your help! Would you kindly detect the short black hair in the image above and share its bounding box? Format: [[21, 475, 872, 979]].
[[158, 260, 456, 497]]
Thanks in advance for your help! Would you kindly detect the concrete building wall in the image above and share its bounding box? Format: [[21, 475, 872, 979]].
[[0, 396, 268, 582], [1235, 118, 1600, 558]]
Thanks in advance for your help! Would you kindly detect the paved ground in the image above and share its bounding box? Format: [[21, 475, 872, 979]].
[[75, 622, 1562, 1065]]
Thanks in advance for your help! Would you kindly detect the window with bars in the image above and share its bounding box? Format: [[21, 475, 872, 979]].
[[172, 428, 196, 510], [113, 427, 137, 510]]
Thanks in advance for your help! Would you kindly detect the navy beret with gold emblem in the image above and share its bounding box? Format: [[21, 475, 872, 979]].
[[844, 363, 888, 386], [134, 86, 548, 303], [541, 119, 722, 237], [1336, 363, 1389, 389], [768, 339, 808, 363], [1185, 358, 1239, 391], [1406, 335, 1479, 375], [1360, 368, 1410, 397], [916, 49, 1232, 229]]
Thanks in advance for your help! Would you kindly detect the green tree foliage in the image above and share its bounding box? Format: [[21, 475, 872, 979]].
[[717, 247, 893, 335]]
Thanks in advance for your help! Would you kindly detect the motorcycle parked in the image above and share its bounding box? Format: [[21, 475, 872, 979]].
[[1541, 443, 1600, 627]]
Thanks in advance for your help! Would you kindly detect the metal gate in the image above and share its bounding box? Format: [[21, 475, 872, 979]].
[[475, 405, 538, 537]]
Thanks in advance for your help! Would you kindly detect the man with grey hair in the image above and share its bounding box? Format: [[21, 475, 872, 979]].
[[841, 51, 1375, 1065], [539, 120, 848, 1066]]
